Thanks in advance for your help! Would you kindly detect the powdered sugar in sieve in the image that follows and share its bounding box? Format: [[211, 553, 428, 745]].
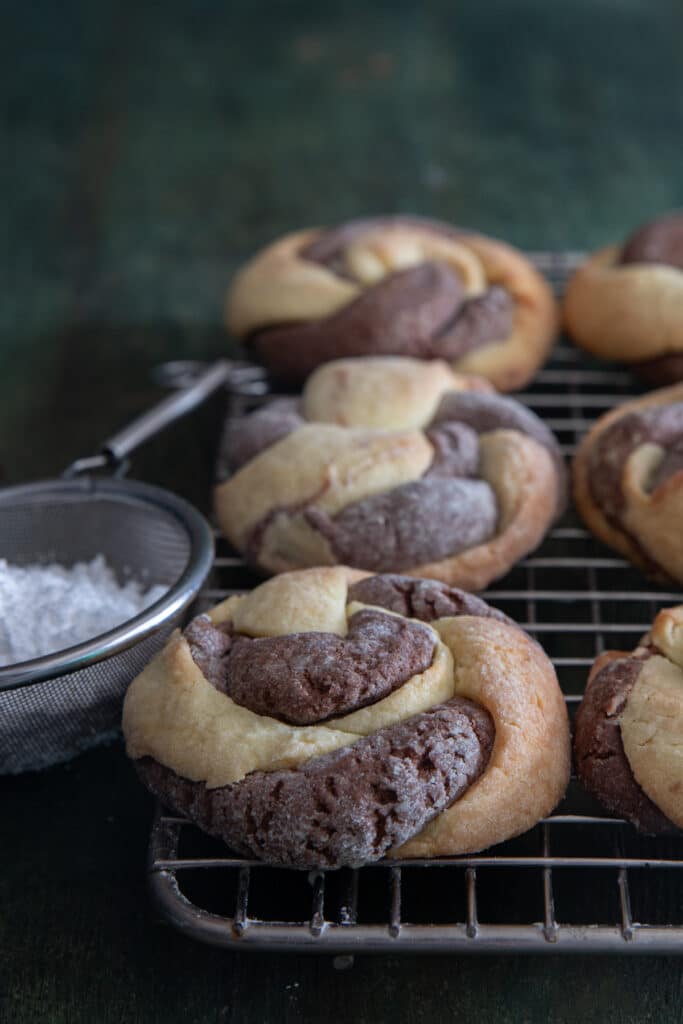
[[0, 556, 168, 667]]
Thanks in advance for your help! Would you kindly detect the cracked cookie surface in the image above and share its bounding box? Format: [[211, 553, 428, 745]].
[[123, 567, 570, 867]]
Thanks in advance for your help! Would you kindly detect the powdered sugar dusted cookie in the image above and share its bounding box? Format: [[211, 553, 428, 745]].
[[123, 567, 570, 868], [214, 357, 566, 591]]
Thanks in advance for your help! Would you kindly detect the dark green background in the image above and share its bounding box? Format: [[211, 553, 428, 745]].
[[2, 1, 683, 1020]]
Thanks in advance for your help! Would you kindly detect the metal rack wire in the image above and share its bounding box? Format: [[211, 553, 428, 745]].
[[148, 252, 683, 954]]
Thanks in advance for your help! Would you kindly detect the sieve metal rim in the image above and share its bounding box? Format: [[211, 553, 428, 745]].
[[0, 476, 214, 691]]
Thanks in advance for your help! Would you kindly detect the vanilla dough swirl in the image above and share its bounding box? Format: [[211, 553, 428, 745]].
[[564, 211, 683, 384], [573, 383, 683, 585], [226, 216, 557, 391], [574, 604, 683, 833], [123, 567, 570, 869], [214, 357, 566, 592]]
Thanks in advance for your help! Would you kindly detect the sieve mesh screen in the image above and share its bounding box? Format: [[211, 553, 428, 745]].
[[0, 477, 212, 773]]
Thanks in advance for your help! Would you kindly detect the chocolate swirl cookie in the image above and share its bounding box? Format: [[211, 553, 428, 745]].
[[123, 567, 570, 868], [225, 216, 558, 391], [573, 384, 683, 584], [574, 605, 683, 833], [564, 211, 683, 384], [214, 356, 566, 591]]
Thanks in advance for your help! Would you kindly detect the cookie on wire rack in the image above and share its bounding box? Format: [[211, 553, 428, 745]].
[[123, 567, 571, 869], [214, 355, 567, 591], [564, 211, 683, 385], [573, 383, 683, 585], [225, 216, 558, 391], [574, 605, 683, 833]]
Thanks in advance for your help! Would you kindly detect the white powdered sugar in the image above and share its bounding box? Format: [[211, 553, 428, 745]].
[[0, 555, 167, 667]]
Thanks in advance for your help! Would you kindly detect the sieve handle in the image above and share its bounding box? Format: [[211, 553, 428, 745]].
[[101, 360, 234, 463], [66, 359, 266, 476]]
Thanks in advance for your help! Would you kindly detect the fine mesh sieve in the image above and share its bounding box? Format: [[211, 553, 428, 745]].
[[0, 361, 261, 773]]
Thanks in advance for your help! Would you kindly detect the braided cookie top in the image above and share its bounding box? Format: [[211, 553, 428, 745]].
[[123, 567, 570, 868], [574, 605, 683, 833], [215, 356, 566, 591], [226, 216, 557, 391], [564, 211, 683, 384], [573, 383, 683, 584]]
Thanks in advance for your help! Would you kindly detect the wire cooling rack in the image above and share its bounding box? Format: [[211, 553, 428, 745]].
[[148, 252, 683, 955]]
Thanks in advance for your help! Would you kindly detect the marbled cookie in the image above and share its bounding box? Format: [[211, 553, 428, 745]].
[[564, 211, 683, 384], [573, 384, 683, 584], [214, 356, 567, 591], [574, 605, 683, 832], [123, 567, 570, 868], [226, 216, 558, 391]]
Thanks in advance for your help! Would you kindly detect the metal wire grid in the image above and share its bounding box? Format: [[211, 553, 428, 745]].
[[148, 252, 683, 954]]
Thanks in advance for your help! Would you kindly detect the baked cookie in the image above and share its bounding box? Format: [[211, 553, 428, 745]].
[[123, 567, 571, 868], [564, 211, 683, 384], [226, 216, 558, 391], [214, 356, 567, 591], [574, 605, 683, 833], [573, 384, 683, 584]]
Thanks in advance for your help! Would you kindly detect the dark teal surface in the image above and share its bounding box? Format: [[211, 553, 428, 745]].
[[2, 1, 683, 1020], [3, 741, 683, 1024], [4, 0, 683, 486]]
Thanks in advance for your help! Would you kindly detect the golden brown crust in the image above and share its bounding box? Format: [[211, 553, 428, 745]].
[[226, 220, 557, 392], [651, 605, 683, 669], [621, 654, 683, 828], [575, 605, 683, 832], [447, 233, 559, 392], [394, 615, 570, 857], [215, 357, 565, 589], [123, 568, 570, 858], [572, 384, 683, 583], [564, 245, 683, 365]]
